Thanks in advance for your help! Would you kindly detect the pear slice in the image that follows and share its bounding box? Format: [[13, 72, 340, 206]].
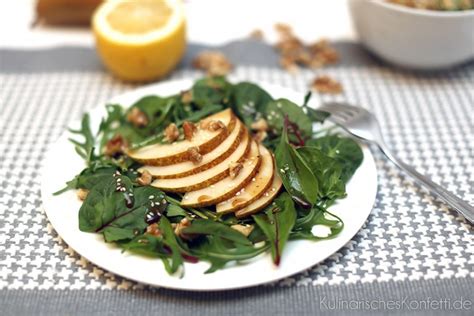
[[180, 140, 262, 207], [234, 172, 283, 218], [151, 131, 251, 192], [216, 144, 275, 214], [139, 120, 245, 179], [127, 109, 236, 166]]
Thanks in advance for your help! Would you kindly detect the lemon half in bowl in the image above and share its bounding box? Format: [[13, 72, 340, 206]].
[[93, 0, 186, 82]]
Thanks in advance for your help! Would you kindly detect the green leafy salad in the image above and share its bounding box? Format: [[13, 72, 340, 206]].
[[56, 77, 363, 275]]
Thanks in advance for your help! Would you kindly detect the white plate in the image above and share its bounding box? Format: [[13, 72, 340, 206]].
[[41, 79, 378, 291]]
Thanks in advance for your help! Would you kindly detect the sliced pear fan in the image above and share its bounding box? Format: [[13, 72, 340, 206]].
[[139, 120, 245, 179], [216, 144, 275, 214], [150, 131, 251, 192], [181, 140, 262, 207], [127, 108, 236, 166], [234, 172, 283, 218]]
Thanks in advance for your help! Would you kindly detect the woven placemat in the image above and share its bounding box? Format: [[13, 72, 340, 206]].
[[1, 40, 473, 315]]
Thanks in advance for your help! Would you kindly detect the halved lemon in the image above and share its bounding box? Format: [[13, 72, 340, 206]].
[[93, 0, 186, 82]]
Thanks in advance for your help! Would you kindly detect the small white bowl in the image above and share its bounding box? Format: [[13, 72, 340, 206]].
[[349, 0, 474, 69]]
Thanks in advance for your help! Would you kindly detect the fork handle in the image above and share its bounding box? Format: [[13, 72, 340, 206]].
[[379, 143, 474, 223]]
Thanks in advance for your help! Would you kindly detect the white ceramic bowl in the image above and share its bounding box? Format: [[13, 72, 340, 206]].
[[349, 0, 474, 69]]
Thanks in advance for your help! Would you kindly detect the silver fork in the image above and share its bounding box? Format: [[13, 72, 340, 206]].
[[318, 102, 474, 223]]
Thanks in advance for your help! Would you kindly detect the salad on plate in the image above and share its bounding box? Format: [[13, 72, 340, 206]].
[[55, 77, 363, 275]]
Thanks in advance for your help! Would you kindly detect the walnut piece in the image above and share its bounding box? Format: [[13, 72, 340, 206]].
[[164, 123, 179, 143], [253, 130, 268, 143], [231, 224, 254, 237], [183, 121, 197, 141], [174, 217, 192, 240], [126, 107, 148, 128], [229, 162, 243, 179], [251, 118, 268, 131], [209, 120, 225, 131], [273, 23, 340, 73], [192, 51, 233, 76], [146, 223, 162, 237], [249, 29, 264, 40], [137, 169, 152, 186], [311, 75, 343, 94], [76, 188, 89, 201], [104, 134, 128, 157], [187, 147, 203, 164]]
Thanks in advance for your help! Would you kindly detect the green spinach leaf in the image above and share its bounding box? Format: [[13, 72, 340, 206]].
[[307, 135, 363, 182], [275, 128, 318, 206], [231, 82, 273, 125], [252, 192, 296, 265], [297, 147, 346, 204]]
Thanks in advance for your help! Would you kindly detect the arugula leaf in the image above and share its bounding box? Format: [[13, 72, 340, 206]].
[[252, 192, 297, 265], [159, 216, 184, 274], [292, 208, 344, 241], [182, 220, 252, 246], [306, 135, 363, 182], [275, 128, 318, 207], [68, 114, 97, 165], [231, 82, 273, 125], [187, 235, 268, 273], [119, 234, 168, 258]]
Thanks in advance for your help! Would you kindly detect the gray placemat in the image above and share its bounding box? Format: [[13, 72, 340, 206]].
[[1, 40, 473, 315]]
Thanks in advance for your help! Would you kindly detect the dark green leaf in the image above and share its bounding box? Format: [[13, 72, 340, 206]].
[[231, 82, 273, 125], [78, 174, 166, 242], [252, 192, 296, 265], [182, 220, 252, 246], [263, 99, 312, 137], [292, 208, 344, 241], [159, 216, 184, 274], [306, 135, 363, 182], [191, 77, 232, 108], [275, 128, 318, 206], [297, 147, 346, 203]]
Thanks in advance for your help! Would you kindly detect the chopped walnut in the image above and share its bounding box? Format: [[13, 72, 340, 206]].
[[274, 23, 293, 37], [137, 169, 152, 186], [249, 29, 264, 40], [273, 24, 340, 73], [174, 217, 192, 240], [229, 162, 244, 179], [187, 146, 202, 164], [231, 224, 254, 237], [164, 123, 179, 143], [209, 120, 225, 131], [311, 75, 343, 94], [183, 121, 197, 141], [200, 119, 225, 131], [104, 134, 128, 157], [253, 130, 268, 143], [146, 223, 162, 237], [126, 107, 148, 128], [279, 56, 299, 74], [192, 51, 233, 76], [76, 188, 89, 201], [251, 118, 268, 131], [181, 90, 192, 103]]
